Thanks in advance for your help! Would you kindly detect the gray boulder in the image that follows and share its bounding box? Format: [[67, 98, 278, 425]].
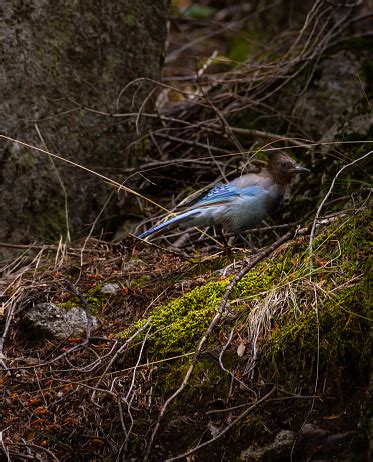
[[23, 302, 98, 339]]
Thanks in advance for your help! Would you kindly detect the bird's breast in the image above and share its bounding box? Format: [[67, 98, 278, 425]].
[[223, 185, 282, 232]]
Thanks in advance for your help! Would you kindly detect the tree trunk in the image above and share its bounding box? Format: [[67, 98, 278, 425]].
[[0, 0, 169, 251]]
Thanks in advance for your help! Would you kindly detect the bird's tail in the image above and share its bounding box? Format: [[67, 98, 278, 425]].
[[138, 210, 198, 239]]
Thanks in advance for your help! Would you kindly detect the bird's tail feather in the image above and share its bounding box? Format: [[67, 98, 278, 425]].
[[138, 210, 198, 239]]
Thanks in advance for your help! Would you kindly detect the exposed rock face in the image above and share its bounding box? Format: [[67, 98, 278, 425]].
[[99, 282, 121, 295], [239, 425, 357, 461], [23, 302, 98, 339], [293, 50, 367, 137], [239, 430, 296, 461], [321, 112, 373, 154], [0, 1, 169, 253]]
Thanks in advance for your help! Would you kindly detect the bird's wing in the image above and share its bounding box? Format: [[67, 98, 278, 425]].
[[195, 183, 262, 207]]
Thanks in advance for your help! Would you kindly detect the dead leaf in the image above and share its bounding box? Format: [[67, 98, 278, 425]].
[[323, 412, 343, 420], [34, 406, 48, 416], [91, 437, 106, 446], [31, 418, 45, 426], [237, 343, 246, 357], [67, 337, 83, 344], [64, 416, 76, 425]]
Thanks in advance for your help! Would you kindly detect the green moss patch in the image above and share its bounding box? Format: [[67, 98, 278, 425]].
[[59, 284, 104, 318]]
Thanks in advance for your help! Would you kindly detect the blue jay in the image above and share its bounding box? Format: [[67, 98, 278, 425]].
[[138, 152, 309, 244]]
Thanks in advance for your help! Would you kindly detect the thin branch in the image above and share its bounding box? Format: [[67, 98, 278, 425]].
[[0, 292, 24, 369], [92, 317, 153, 402], [221, 126, 313, 150], [154, 131, 231, 154]]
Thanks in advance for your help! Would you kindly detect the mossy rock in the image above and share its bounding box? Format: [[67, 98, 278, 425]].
[[121, 210, 371, 396]]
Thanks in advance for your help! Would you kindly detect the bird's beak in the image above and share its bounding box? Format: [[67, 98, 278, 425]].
[[291, 165, 310, 174]]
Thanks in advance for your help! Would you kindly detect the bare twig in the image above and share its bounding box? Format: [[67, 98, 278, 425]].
[[92, 317, 153, 403], [221, 126, 313, 150], [5, 441, 60, 462], [0, 292, 24, 369], [154, 131, 230, 154]]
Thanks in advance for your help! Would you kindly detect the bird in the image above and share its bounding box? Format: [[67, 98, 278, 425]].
[[138, 151, 309, 246]]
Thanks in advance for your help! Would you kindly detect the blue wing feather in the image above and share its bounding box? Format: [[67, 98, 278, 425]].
[[196, 183, 262, 207], [138, 210, 198, 239], [195, 184, 238, 206]]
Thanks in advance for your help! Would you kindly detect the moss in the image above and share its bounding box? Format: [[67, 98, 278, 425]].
[[122, 14, 137, 27], [59, 285, 104, 318], [131, 275, 152, 286], [133, 279, 229, 355], [120, 244, 298, 355], [264, 283, 369, 383], [179, 254, 230, 281], [119, 243, 299, 355]]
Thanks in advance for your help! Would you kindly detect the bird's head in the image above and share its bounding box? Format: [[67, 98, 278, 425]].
[[266, 151, 309, 184]]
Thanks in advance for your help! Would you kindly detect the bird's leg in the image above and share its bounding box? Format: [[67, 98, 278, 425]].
[[237, 233, 257, 252], [216, 225, 230, 251]]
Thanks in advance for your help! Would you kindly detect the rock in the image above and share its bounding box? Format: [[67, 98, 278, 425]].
[[324, 431, 355, 446], [295, 423, 329, 456], [321, 112, 373, 155], [23, 302, 98, 339], [121, 257, 146, 272], [293, 50, 367, 137], [239, 429, 296, 461], [299, 423, 329, 439], [100, 283, 121, 295]]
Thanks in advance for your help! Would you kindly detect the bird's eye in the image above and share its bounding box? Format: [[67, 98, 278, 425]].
[[281, 162, 287, 167]]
